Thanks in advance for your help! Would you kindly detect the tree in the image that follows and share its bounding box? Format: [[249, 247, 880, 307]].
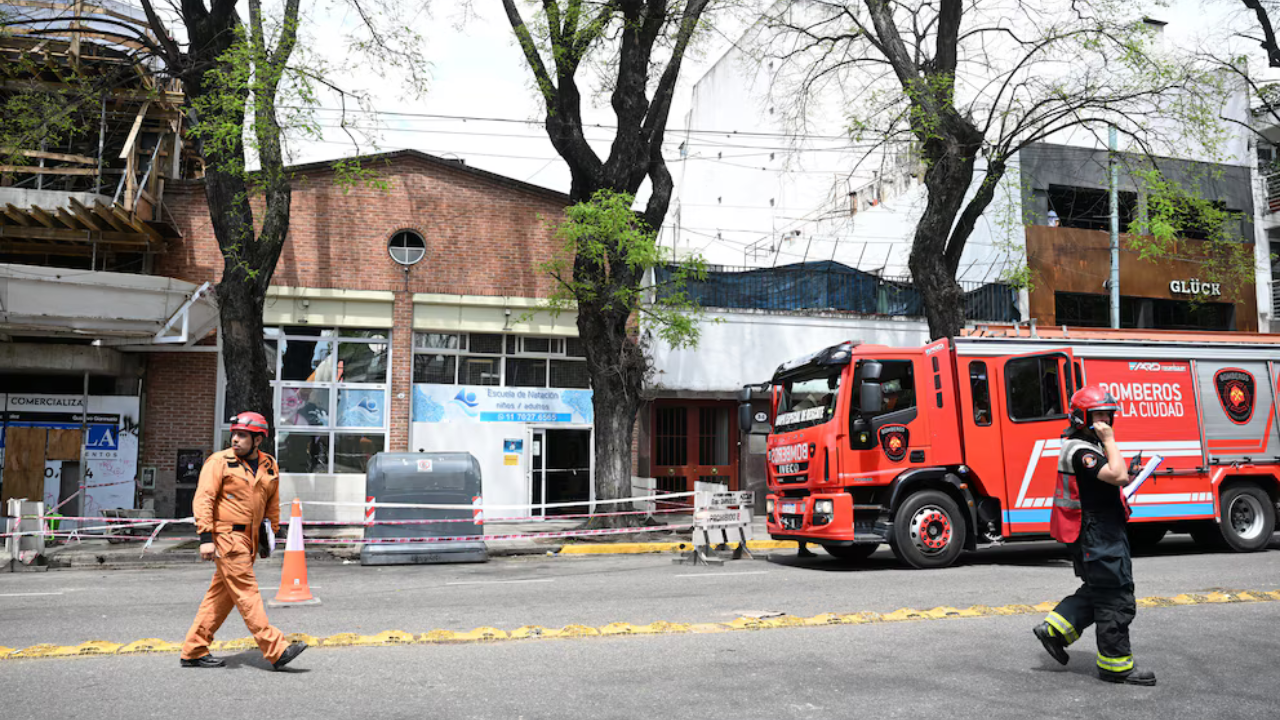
[[501, 0, 714, 520], [131, 0, 422, 429], [767, 1, 1230, 339]]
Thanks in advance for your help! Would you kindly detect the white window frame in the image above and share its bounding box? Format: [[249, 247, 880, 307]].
[[412, 332, 588, 389], [215, 326, 392, 475]]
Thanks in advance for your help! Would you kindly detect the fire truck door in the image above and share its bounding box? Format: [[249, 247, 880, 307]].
[[1196, 360, 1280, 463], [996, 350, 1075, 533]]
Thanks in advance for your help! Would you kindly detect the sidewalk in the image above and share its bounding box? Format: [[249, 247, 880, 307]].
[[25, 516, 797, 569]]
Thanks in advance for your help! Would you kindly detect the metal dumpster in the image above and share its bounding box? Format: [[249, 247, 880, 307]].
[[360, 452, 488, 565]]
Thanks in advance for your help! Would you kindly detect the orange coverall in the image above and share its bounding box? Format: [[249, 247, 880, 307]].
[[181, 448, 289, 663]]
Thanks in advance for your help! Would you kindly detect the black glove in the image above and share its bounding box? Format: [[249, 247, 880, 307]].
[[258, 525, 272, 558]]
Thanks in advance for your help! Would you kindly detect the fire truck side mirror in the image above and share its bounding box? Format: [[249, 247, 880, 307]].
[[860, 382, 883, 416], [738, 402, 753, 433]]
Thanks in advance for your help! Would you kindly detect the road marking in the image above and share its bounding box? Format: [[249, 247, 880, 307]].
[[674, 571, 770, 578], [445, 578, 555, 587], [4, 588, 1278, 661], [0, 592, 64, 598]]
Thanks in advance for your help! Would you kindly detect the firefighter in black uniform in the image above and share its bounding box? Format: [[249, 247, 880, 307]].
[[1033, 386, 1157, 686]]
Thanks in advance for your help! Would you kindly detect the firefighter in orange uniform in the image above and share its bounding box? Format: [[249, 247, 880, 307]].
[[1033, 387, 1156, 685], [180, 412, 307, 670]]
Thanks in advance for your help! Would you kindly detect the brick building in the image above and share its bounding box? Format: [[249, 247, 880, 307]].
[[142, 150, 584, 520]]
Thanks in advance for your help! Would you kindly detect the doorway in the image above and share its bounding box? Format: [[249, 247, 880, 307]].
[[529, 428, 592, 517], [650, 400, 738, 497]]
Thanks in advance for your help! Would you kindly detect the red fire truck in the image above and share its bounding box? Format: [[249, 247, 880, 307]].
[[744, 327, 1280, 568]]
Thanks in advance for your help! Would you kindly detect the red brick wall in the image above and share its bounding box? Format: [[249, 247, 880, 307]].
[[158, 154, 569, 295], [391, 291, 414, 451], [141, 353, 219, 517], [141, 153, 570, 497]]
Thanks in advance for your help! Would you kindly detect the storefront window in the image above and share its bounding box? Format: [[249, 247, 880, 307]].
[[218, 325, 390, 473], [412, 332, 589, 389]]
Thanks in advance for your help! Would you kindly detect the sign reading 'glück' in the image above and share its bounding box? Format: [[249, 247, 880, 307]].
[[1168, 279, 1221, 296]]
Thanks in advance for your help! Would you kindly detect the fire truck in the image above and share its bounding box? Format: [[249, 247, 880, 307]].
[[742, 328, 1280, 568]]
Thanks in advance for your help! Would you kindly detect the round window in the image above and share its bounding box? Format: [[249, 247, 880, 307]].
[[388, 230, 426, 266]]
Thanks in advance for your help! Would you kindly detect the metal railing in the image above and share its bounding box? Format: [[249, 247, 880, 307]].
[[1266, 172, 1280, 214], [656, 263, 1020, 323]]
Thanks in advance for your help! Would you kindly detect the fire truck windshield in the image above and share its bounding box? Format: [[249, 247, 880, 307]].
[[775, 370, 841, 432]]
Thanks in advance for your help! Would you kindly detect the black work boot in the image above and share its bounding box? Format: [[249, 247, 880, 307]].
[[797, 545, 817, 558], [180, 654, 226, 668], [272, 641, 307, 671], [1033, 623, 1069, 666], [1099, 667, 1157, 686]]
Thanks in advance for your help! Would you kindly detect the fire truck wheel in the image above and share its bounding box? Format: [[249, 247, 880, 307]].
[[822, 543, 879, 561], [889, 490, 966, 569], [1218, 485, 1275, 553]]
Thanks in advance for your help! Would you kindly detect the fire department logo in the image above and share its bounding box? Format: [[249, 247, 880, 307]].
[[878, 424, 909, 462], [1082, 454, 1098, 469], [1214, 368, 1255, 425]]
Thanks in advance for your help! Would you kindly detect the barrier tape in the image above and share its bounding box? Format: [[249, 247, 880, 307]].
[[298, 508, 687, 526], [301, 524, 696, 544], [14, 523, 696, 545], [3, 589, 1278, 662], [297, 490, 697, 512]]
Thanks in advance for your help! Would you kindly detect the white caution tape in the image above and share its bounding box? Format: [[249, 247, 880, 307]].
[[303, 523, 695, 545], [294, 490, 696, 512]]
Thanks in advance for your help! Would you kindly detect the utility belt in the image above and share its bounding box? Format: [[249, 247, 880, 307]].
[[214, 521, 252, 534]]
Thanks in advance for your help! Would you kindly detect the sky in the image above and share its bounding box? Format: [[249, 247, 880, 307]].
[[289, 1, 759, 194]]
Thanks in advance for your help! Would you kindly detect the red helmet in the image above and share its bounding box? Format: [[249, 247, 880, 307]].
[[1069, 386, 1120, 429], [230, 411, 270, 436]]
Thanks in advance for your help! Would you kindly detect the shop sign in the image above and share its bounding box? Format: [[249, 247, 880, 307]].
[[1168, 279, 1221, 297]]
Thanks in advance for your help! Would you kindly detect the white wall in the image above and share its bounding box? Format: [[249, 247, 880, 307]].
[[649, 310, 930, 393], [668, 2, 1252, 286]]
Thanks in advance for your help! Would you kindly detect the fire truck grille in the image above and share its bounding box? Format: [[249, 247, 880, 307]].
[[776, 474, 808, 485], [780, 514, 804, 530]]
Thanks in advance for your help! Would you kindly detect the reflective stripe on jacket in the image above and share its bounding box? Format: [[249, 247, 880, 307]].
[[1049, 437, 1094, 544]]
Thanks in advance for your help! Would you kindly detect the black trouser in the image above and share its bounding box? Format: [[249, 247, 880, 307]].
[[1043, 510, 1137, 674]]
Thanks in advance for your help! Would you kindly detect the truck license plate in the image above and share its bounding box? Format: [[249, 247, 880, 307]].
[[782, 502, 797, 514]]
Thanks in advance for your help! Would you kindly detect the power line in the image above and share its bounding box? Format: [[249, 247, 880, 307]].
[[291, 105, 865, 142]]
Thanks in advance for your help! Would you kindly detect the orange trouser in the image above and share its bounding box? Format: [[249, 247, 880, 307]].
[[181, 530, 289, 662]]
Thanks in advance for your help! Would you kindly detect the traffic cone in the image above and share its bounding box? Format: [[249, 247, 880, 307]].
[[268, 498, 321, 607]]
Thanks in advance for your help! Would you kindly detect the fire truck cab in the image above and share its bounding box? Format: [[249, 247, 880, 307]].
[[745, 330, 1280, 568]]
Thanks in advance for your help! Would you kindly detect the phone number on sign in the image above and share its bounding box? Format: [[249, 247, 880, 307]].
[[480, 412, 572, 423]]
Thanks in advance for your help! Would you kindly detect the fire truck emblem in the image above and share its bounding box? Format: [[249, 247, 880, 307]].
[[1214, 368, 1255, 425], [878, 424, 909, 462]]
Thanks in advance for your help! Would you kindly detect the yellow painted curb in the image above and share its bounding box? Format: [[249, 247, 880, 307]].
[[3, 587, 1277, 661], [556, 540, 799, 555]]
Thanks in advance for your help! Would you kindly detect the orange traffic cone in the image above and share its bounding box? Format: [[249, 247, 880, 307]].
[[268, 498, 321, 607]]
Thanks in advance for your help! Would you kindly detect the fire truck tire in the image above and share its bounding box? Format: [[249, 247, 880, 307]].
[[1217, 485, 1275, 553], [822, 543, 879, 561], [889, 490, 966, 569]]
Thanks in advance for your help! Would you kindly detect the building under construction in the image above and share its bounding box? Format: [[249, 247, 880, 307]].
[[1, 1, 215, 522]]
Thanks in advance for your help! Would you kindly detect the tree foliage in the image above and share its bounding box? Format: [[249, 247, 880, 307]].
[[502, 0, 716, 518], [542, 189, 709, 350], [766, 0, 1234, 338]]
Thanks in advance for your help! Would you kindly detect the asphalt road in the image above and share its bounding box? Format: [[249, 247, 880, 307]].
[[1, 534, 1278, 719], [0, 602, 1275, 720]]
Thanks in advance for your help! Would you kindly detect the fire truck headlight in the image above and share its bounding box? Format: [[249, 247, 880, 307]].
[[814, 500, 834, 514], [766, 499, 775, 515]]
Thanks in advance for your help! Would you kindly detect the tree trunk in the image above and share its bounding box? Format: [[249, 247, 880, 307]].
[[910, 243, 966, 341], [577, 291, 646, 527], [217, 265, 272, 434]]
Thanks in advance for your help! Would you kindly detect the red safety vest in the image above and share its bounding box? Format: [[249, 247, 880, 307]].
[[1049, 437, 1093, 544]]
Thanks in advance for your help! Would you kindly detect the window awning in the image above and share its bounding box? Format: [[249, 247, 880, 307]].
[[0, 263, 218, 347]]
